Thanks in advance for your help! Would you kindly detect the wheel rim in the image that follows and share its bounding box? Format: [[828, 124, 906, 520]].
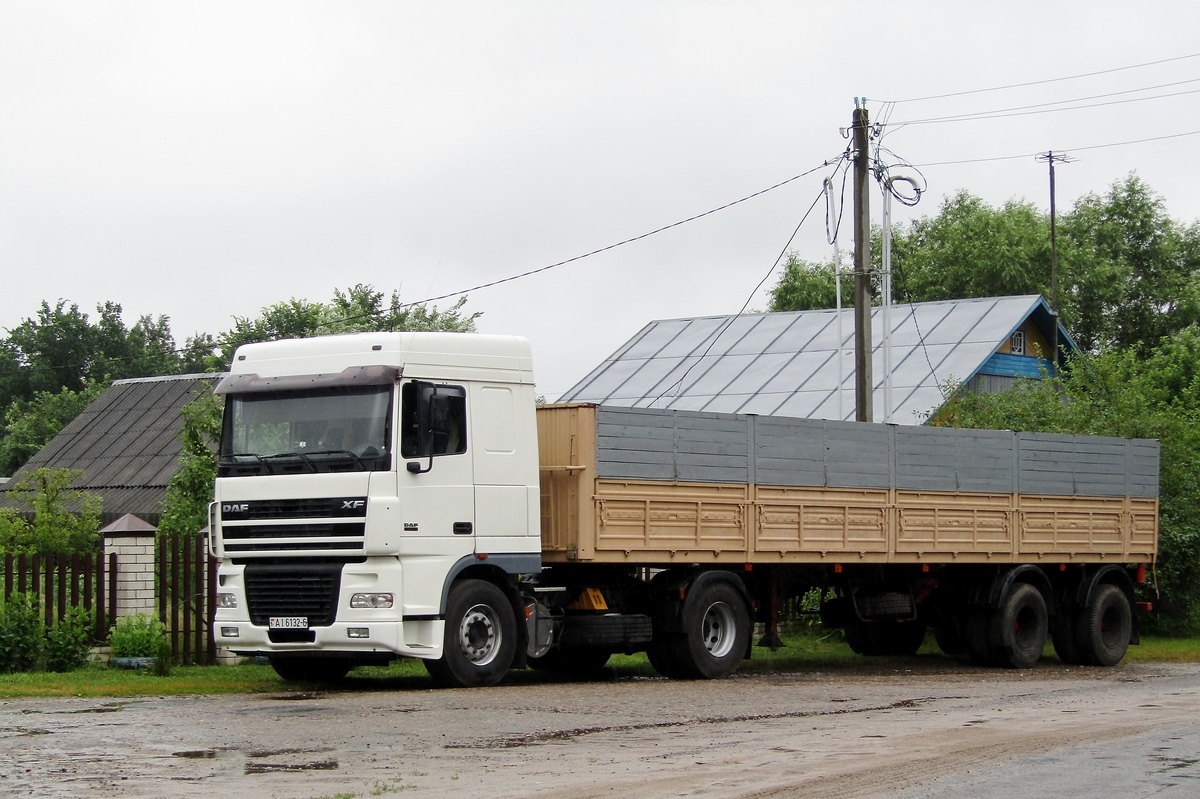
[[458, 603, 502, 666], [701, 601, 737, 659]]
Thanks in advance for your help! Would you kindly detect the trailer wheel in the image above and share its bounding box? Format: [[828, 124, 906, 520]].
[[989, 583, 1048, 669], [672, 580, 750, 679], [269, 656, 353, 683], [426, 579, 517, 687], [1077, 584, 1132, 667]]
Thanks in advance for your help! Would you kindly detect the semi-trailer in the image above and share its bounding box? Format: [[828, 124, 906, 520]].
[[210, 331, 1158, 686]]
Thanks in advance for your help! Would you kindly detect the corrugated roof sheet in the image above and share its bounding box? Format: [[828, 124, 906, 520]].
[[559, 295, 1072, 425], [1, 373, 221, 525]]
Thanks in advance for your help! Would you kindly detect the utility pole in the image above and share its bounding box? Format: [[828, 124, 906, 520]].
[[852, 100, 872, 423], [1035, 150, 1074, 372]]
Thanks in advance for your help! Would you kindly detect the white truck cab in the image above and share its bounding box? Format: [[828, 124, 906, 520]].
[[211, 331, 541, 684]]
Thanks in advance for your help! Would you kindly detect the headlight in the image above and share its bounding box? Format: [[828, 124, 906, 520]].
[[216, 593, 238, 608], [350, 592, 394, 609]]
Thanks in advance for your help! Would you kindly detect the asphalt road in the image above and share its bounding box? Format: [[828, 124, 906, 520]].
[[2, 661, 1198, 799]]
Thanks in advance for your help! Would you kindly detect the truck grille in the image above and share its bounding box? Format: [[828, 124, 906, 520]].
[[244, 562, 343, 627], [219, 497, 367, 557]]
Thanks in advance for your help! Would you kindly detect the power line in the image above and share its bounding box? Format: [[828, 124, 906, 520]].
[[0, 157, 845, 380], [885, 52, 1200, 104], [909, 129, 1200, 168], [394, 156, 846, 311], [651, 176, 837, 406], [890, 87, 1200, 128], [892, 78, 1200, 125]]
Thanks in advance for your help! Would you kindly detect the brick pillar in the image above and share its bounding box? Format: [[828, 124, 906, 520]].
[[103, 530, 157, 617]]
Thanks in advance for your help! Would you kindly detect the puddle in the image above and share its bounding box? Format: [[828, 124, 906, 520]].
[[244, 759, 338, 774]]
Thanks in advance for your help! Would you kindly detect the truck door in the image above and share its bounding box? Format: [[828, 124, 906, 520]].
[[397, 381, 475, 563]]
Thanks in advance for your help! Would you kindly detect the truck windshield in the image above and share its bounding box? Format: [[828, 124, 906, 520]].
[[219, 385, 392, 476]]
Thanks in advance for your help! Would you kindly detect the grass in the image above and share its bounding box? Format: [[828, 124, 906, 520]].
[[1, 632, 1198, 699]]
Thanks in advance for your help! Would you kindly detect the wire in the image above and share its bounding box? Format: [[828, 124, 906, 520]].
[[650, 173, 838, 406], [394, 157, 846, 312], [889, 86, 1200, 128], [0, 157, 847, 380], [884, 52, 1200, 104], [908, 129, 1200, 168]]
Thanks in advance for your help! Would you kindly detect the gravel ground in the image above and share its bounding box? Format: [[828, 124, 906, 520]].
[[3, 660, 1199, 799]]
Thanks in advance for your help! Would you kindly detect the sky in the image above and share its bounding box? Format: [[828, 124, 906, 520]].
[[2, 1, 1198, 399]]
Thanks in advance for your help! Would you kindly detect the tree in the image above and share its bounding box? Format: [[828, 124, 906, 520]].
[[1059, 175, 1200, 354], [931, 339, 1200, 632], [768, 176, 1200, 359], [0, 381, 105, 475], [768, 255, 853, 312], [215, 284, 480, 366], [157, 391, 223, 539], [0, 468, 102, 554]]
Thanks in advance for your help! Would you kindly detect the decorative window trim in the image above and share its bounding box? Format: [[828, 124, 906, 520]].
[[1010, 330, 1026, 356]]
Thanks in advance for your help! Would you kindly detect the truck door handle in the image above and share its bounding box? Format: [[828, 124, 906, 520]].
[[453, 522, 473, 535]]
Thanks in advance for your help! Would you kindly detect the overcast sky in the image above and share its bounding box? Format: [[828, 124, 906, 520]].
[[2, 1, 1197, 397]]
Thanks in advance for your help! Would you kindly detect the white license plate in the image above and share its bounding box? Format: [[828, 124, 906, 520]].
[[269, 616, 309, 629]]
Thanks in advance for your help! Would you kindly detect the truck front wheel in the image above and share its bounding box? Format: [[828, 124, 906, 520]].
[[672, 580, 750, 679], [426, 579, 517, 687]]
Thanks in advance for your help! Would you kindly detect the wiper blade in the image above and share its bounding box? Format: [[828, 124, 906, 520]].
[[307, 449, 366, 468], [262, 451, 318, 473]]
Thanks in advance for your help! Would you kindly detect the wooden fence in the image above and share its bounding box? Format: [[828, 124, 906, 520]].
[[2, 533, 217, 665], [157, 532, 218, 665], [1, 552, 113, 642]]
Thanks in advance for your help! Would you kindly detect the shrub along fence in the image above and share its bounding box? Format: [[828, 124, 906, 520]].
[[1, 531, 217, 665]]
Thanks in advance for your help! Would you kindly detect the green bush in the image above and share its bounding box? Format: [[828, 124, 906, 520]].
[[108, 613, 168, 659], [0, 593, 46, 673], [45, 606, 94, 672]]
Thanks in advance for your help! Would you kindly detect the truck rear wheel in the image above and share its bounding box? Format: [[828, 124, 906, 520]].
[[1076, 584, 1132, 666], [671, 580, 750, 679], [989, 583, 1048, 669], [426, 579, 517, 687]]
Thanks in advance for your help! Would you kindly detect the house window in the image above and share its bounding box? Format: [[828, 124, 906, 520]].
[[1010, 331, 1026, 355]]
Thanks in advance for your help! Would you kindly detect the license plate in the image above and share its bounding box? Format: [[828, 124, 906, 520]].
[[269, 616, 308, 629]]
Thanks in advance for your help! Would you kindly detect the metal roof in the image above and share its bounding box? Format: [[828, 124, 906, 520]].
[[559, 295, 1073, 425], [0, 373, 222, 526]]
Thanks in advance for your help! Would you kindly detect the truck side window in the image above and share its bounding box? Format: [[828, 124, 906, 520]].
[[400, 381, 467, 458]]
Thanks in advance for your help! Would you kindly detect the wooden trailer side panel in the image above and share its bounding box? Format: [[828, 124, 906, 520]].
[[537, 404, 1160, 566]]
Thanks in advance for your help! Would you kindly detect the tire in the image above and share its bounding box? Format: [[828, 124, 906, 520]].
[[1076, 584, 1132, 667], [527, 647, 611, 678], [671, 580, 750, 679], [426, 579, 517, 687], [269, 656, 353, 683], [988, 583, 1048, 669]]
